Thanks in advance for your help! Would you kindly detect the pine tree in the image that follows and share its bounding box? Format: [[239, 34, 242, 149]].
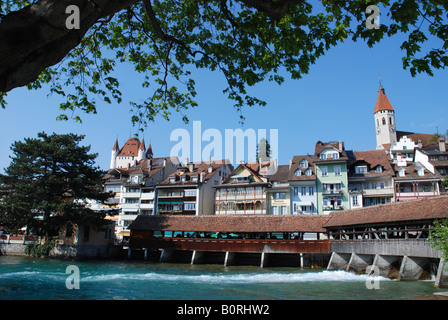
[[0, 132, 114, 237]]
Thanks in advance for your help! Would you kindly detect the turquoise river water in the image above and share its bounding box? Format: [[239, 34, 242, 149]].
[[0, 255, 446, 300]]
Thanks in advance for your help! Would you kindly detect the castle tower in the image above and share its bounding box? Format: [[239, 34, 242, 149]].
[[374, 86, 397, 150], [137, 138, 146, 162], [110, 139, 120, 169]]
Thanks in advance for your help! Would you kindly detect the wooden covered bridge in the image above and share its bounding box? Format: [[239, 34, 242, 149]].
[[128, 196, 448, 285], [129, 214, 330, 267]]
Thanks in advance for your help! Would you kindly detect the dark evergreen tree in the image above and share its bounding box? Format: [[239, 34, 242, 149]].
[[0, 132, 115, 237], [256, 138, 271, 162]]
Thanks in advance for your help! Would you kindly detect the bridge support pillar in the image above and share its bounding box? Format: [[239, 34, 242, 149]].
[[327, 252, 351, 271], [224, 251, 236, 267], [371, 254, 401, 278], [260, 252, 269, 268], [347, 253, 374, 273], [398, 256, 429, 281], [191, 251, 204, 265], [160, 249, 174, 262], [435, 258, 448, 287]]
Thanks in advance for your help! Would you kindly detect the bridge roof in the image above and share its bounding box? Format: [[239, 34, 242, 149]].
[[324, 195, 448, 228], [129, 215, 328, 233]]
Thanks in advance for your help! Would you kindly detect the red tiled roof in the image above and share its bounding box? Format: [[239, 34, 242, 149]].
[[324, 195, 448, 228], [130, 215, 329, 233], [373, 87, 394, 114], [118, 137, 141, 157]]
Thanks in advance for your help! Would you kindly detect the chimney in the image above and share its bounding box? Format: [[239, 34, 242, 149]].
[[185, 156, 189, 166], [289, 159, 292, 170], [439, 137, 446, 152], [417, 139, 422, 149], [338, 141, 343, 151], [200, 171, 205, 182], [188, 162, 194, 173], [208, 165, 213, 173], [163, 159, 167, 167]]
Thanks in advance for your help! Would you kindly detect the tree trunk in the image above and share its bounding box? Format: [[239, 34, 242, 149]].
[[0, 0, 138, 93]]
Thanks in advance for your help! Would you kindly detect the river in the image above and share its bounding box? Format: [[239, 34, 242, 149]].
[[0, 255, 445, 300]]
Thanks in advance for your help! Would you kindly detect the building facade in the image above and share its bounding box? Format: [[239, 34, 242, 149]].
[[157, 160, 233, 216], [288, 155, 318, 215], [347, 149, 395, 208], [314, 141, 349, 214], [215, 163, 270, 215]]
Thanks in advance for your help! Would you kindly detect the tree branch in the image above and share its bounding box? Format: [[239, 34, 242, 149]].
[[0, 0, 138, 93]]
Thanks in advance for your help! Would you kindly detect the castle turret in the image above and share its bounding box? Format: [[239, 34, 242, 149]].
[[110, 139, 120, 169], [138, 138, 146, 161]]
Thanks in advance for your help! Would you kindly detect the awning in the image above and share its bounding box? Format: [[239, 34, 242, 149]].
[[118, 231, 130, 236], [294, 201, 312, 206]]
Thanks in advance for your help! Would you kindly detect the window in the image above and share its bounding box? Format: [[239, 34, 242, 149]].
[[376, 166, 382, 173], [372, 182, 377, 189], [272, 206, 278, 215], [334, 165, 341, 176], [305, 169, 312, 176], [353, 196, 358, 206], [274, 192, 286, 199], [309, 186, 314, 196], [382, 117, 386, 125], [301, 187, 306, 196], [300, 160, 308, 168], [398, 168, 406, 177], [355, 166, 367, 174], [169, 177, 175, 183], [320, 154, 327, 160], [295, 169, 301, 176], [380, 182, 385, 189], [281, 206, 288, 215], [184, 189, 197, 197], [191, 176, 198, 182], [321, 166, 328, 176], [417, 168, 424, 176], [364, 183, 370, 190], [293, 187, 299, 196], [332, 153, 339, 159], [184, 203, 196, 210], [389, 117, 393, 125]]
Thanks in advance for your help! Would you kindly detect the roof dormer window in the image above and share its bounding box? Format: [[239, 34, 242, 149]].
[[300, 160, 308, 168], [398, 168, 405, 177], [417, 168, 424, 176], [376, 166, 382, 173], [294, 169, 301, 176]]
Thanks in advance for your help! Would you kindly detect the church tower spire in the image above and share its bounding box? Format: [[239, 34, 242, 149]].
[[374, 84, 397, 150]]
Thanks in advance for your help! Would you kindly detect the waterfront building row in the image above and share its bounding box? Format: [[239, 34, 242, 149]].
[[103, 86, 447, 239]]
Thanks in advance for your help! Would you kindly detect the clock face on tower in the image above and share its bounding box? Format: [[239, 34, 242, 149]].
[[376, 127, 381, 135], [389, 126, 396, 133]]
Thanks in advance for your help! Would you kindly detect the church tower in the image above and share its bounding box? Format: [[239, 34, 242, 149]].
[[374, 85, 397, 150]]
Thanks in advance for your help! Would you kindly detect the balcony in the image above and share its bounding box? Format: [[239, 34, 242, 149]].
[[323, 205, 344, 211], [141, 192, 155, 200], [322, 189, 343, 195]]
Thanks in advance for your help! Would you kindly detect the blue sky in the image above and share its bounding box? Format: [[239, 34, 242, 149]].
[[1, 11, 448, 172]]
